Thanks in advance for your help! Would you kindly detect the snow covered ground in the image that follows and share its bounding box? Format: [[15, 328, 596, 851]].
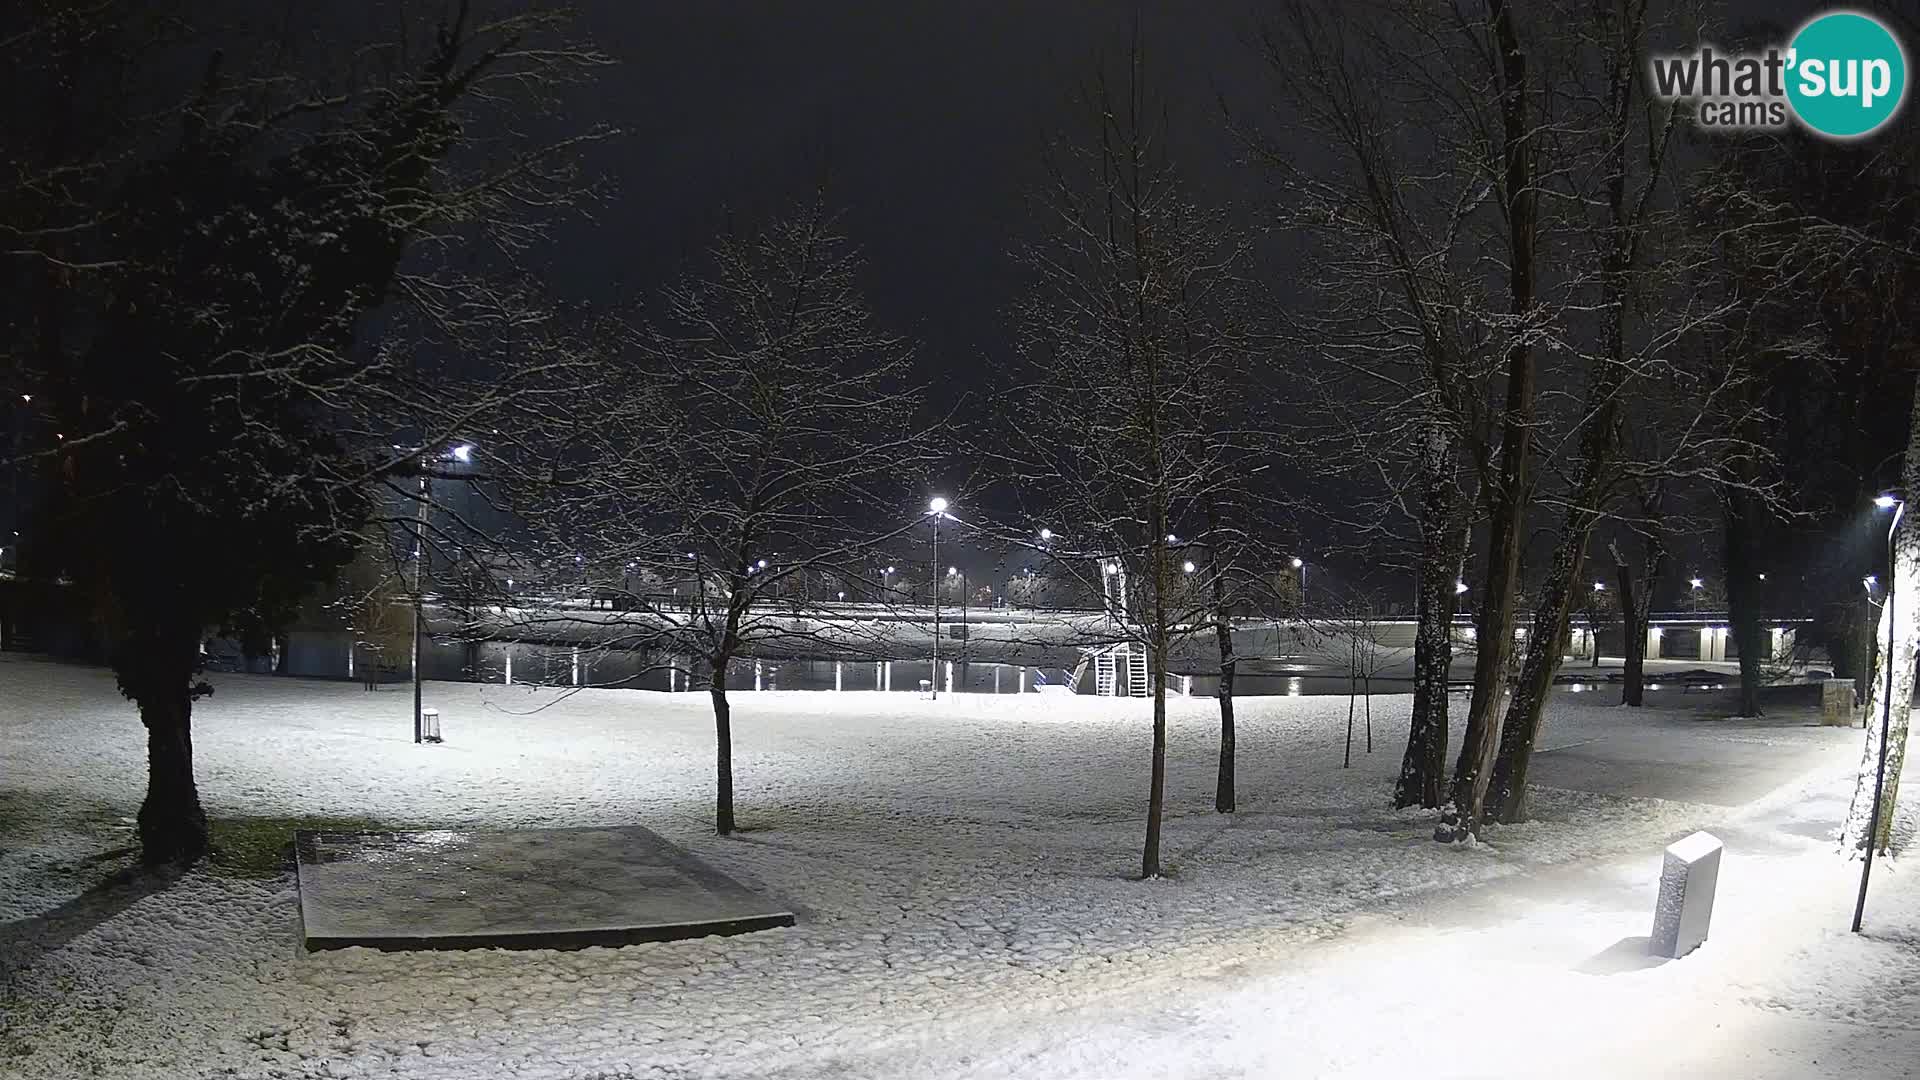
[[1, 653, 1910, 1079]]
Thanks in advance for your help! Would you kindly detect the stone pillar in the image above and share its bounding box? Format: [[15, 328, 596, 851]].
[[1646, 626, 1662, 661], [945, 660, 955, 694], [571, 647, 582, 687], [1821, 678, 1856, 726], [1769, 627, 1784, 663], [754, 659, 763, 691], [1699, 626, 1713, 662], [993, 666, 1001, 693], [1651, 831, 1722, 959], [504, 650, 513, 685], [834, 661, 843, 691], [1018, 665, 1028, 692]]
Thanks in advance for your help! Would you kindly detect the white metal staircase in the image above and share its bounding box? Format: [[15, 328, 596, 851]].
[[1089, 642, 1149, 697]]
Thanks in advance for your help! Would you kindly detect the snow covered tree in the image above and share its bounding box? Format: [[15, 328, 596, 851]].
[[6, 3, 607, 864], [1002, 36, 1257, 877], [1845, 375, 1920, 856], [1237, 0, 1510, 813], [500, 199, 938, 836]]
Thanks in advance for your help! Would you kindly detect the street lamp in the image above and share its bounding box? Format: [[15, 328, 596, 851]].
[[1593, 581, 1606, 592], [409, 438, 478, 745], [1038, 527, 1053, 542], [1455, 580, 1469, 595], [1182, 560, 1196, 574], [948, 565, 969, 679], [1856, 492, 1906, 933], [927, 496, 951, 698], [1290, 556, 1306, 609]]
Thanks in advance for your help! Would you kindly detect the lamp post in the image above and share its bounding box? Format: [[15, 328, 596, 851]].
[[928, 497, 948, 697], [1291, 556, 1306, 611], [410, 441, 476, 744], [949, 564, 969, 687], [1855, 493, 1905, 933]]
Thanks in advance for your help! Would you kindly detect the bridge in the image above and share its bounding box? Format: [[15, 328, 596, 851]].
[[364, 597, 1815, 697]]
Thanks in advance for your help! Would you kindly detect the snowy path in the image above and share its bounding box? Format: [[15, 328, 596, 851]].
[[0, 654, 1901, 1079]]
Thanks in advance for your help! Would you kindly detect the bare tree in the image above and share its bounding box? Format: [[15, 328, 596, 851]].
[[1324, 590, 1396, 768], [1612, 490, 1667, 707], [502, 199, 939, 835], [1237, 0, 1510, 812], [1001, 35, 1255, 877]]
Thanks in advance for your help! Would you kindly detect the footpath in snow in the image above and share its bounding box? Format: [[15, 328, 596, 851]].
[[0, 653, 1909, 1079]]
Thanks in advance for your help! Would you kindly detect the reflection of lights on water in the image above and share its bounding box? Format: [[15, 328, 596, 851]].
[[1286, 677, 1303, 697], [1647, 683, 1663, 691]]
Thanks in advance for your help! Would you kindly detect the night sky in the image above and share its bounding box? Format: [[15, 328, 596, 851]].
[[490, 0, 1835, 588], [533, 3, 1260, 387]]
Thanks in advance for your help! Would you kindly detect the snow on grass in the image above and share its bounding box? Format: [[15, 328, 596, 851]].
[[0, 654, 1872, 1078]]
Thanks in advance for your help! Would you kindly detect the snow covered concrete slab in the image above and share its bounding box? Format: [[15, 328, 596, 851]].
[[294, 824, 794, 951]]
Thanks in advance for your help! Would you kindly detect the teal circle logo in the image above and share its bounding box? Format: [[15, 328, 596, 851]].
[[1786, 11, 1907, 138]]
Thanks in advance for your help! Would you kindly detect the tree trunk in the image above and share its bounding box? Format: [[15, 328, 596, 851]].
[[122, 635, 210, 865], [1449, 0, 1536, 838], [1725, 494, 1766, 717], [1618, 557, 1646, 707], [1398, 435, 1466, 809], [1486, 532, 1588, 822], [1345, 666, 1357, 769], [1615, 523, 1665, 706], [1143, 629, 1168, 879], [709, 655, 736, 835], [1206, 495, 1237, 813], [1845, 376, 1920, 855], [1845, 546, 1917, 855], [1142, 520, 1171, 878]]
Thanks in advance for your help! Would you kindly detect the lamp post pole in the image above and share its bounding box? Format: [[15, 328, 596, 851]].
[[929, 497, 947, 698], [951, 566, 969, 688], [1855, 495, 1905, 932], [412, 471, 428, 745]]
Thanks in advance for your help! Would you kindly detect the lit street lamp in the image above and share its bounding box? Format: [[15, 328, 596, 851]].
[[928, 496, 951, 698], [1857, 492, 1906, 933], [1291, 556, 1307, 609], [409, 439, 478, 745]]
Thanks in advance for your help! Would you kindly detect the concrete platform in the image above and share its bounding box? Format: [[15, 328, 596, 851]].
[[294, 825, 794, 951]]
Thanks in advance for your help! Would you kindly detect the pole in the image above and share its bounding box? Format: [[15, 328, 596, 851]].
[[1855, 501, 1904, 932], [960, 570, 968, 691], [931, 514, 941, 699], [412, 472, 428, 745]]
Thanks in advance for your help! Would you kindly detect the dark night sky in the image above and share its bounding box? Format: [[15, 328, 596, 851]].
[[528, 0, 1827, 373], [510, 0, 1833, 587], [534, 3, 1260, 385]]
